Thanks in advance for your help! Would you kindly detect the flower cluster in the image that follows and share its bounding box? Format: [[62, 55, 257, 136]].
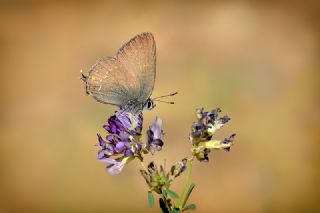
[[96, 110, 164, 175], [190, 108, 236, 162], [93, 107, 236, 212]]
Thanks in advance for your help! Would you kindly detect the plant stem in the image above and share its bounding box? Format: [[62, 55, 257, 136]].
[[178, 155, 194, 208], [139, 159, 148, 172], [162, 193, 171, 212]]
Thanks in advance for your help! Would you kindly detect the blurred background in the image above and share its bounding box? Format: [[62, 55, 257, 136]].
[[0, 0, 319, 212]]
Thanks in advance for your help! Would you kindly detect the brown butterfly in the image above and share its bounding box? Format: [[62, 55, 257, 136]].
[[81, 32, 176, 113]]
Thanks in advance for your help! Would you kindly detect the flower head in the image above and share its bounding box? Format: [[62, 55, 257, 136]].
[[96, 110, 166, 174], [190, 108, 235, 162], [96, 110, 143, 175]]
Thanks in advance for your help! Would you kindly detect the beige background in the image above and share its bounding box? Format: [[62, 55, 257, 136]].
[[0, 1, 319, 212]]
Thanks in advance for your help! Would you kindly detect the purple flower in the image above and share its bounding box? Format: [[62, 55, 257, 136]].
[[96, 134, 115, 158], [96, 110, 143, 174], [103, 110, 143, 135], [190, 108, 235, 162], [103, 115, 123, 134], [191, 108, 231, 145], [146, 117, 164, 155], [190, 122, 206, 138]]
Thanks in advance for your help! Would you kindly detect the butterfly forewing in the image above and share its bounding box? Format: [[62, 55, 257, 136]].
[[116, 32, 156, 107], [84, 32, 156, 112]]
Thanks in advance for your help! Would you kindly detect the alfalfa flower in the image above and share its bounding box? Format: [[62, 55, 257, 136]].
[[146, 117, 164, 155], [96, 111, 166, 175], [190, 108, 236, 162], [96, 110, 143, 175]]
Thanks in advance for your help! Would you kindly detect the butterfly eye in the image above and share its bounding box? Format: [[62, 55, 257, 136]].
[[146, 99, 154, 110]]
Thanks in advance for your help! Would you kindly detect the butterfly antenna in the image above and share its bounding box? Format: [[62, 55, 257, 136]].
[[153, 92, 178, 100], [153, 100, 175, 104], [80, 69, 87, 82]]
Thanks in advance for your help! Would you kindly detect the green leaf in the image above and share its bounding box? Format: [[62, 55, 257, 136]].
[[183, 204, 196, 211], [182, 183, 196, 208], [148, 191, 154, 208], [166, 179, 173, 185], [165, 188, 179, 199]]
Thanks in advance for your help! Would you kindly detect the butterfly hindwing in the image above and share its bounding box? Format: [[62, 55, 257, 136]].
[[86, 57, 139, 106]]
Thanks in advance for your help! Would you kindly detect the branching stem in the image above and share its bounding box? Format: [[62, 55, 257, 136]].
[[139, 158, 148, 172], [178, 155, 195, 208]]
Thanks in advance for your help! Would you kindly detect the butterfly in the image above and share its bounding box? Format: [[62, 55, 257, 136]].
[[81, 32, 176, 113]]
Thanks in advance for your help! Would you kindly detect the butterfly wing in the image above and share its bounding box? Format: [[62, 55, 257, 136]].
[[116, 32, 156, 108], [85, 56, 140, 106], [84, 32, 156, 112]]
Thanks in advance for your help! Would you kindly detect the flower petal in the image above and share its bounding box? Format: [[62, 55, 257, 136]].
[[97, 134, 106, 147], [150, 117, 163, 140], [106, 157, 133, 175], [115, 142, 126, 152], [146, 117, 164, 154], [203, 134, 236, 150], [98, 158, 118, 164], [116, 110, 143, 132]]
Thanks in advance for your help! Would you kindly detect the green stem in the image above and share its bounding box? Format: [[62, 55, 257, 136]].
[[178, 155, 194, 208]]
